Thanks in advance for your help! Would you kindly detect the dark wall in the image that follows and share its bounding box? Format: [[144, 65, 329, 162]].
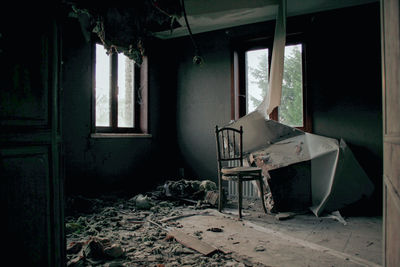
[[174, 33, 233, 180], [62, 20, 179, 196], [168, 3, 382, 207], [306, 4, 383, 213]]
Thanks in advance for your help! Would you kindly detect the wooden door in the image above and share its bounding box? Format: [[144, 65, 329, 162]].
[[381, 0, 400, 266], [0, 10, 64, 266]]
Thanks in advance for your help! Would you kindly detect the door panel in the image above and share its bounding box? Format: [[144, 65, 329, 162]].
[[0, 15, 50, 126], [1, 147, 51, 265], [384, 178, 400, 266], [382, 0, 400, 266], [0, 10, 64, 266]]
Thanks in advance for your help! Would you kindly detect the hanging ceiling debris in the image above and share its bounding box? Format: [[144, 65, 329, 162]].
[[65, 0, 376, 64], [67, 0, 183, 64]]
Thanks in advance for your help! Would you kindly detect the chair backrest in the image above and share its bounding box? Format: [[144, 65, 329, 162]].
[[215, 126, 243, 170]]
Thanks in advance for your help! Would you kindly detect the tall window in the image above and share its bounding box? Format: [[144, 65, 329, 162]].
[[234, 40, 310, 132], [94, 44, 148, 133]]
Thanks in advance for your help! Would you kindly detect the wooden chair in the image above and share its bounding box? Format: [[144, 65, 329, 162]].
[[215, 125, 268, 218]]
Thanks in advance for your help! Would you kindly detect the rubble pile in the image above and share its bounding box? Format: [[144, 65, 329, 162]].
[[65, 179, 262, 267], [163, 179, 217, 200]]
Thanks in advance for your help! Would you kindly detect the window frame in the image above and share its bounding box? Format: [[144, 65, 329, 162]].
[[91, 42, 149, 135], [231, 35, 311, 132]]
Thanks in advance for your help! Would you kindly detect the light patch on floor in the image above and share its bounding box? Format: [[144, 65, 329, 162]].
[[174, 208, 382, 267]]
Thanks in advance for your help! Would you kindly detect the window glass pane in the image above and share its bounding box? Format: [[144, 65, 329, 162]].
[[245, 49, 269, 114], [95, 44, 111, 127], [117, 53, 134, 128], [279, 44, 303, 127]]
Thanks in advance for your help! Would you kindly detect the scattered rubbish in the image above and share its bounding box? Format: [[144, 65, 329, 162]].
[[65, 189, 259, 266], [231, 254, 255, 267], [366, 241, 374, 247], [275, 212, 296, 221], [264, 192, 275, 213], [126, 218, 145, 224], [166, 230, 220, 256], [162, 179, 219, 203], [148, 219, 168, 232], [254, 245, 266, 252], [163, 179, 201, 198], [105, 262, 125, 267], [67, 241, 83, 254], [199, 180, 217, 192], [66, 222, 85, 235], [67, 253, 85, 267], [323, 210, 347, 225], [194, 230, 203, 239], [133, 194, 154, 210], [104, 244, 124, 258], [84, 238, 107, 260], [274, 211, 308, 221], [207, 227, 223, 232], [66, 237, 125, 266], [204, 190, 220, 206]]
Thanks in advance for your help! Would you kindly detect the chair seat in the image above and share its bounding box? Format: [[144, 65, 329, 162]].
[[221, 166, 262, 181], [221, 166, 261, 174]]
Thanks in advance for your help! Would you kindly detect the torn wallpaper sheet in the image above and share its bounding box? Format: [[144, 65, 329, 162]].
[[228, 110, 374, 216], [258, 0, 286, 116]]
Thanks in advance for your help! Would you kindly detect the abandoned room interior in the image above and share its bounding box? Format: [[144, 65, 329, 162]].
[[1, 0, 400, 266]]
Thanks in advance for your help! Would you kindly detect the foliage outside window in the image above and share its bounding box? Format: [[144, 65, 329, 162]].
[[236, 41, 310, 132]]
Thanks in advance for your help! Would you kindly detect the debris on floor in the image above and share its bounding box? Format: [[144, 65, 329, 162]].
[[65, 180, 382, 267], [166, 230, 220, 256], [274, 212, 296, 221], [207, 227, 223, 233], [254, 245, 266, 252], [65, 181, 267, 267], [160, 179, 223, 208], [322, 210, 348, 225]]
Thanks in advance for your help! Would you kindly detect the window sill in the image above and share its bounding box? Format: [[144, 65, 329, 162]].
[[90, 133, 152, 139]]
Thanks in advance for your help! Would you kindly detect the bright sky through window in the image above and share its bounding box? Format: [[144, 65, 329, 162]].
[[95, 44, 111, 127], [117, 53, 134, 128], [246, 49, 269, 114], [245, 44, 303, 127]]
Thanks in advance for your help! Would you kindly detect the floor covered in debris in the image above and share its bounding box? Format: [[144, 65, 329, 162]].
[[65, 180, 382, 267]]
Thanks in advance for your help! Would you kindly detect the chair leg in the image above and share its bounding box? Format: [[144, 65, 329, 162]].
[[258, 177, 268, 214], [238, 175, 243, 219], [218, 174, 223, 212]]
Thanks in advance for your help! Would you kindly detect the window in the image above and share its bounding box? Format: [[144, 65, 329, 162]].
[[245, 48, 269, 114], [93, 44, 148, 134], [233, 39, 311, 132]]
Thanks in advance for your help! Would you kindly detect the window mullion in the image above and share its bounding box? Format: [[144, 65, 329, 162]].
[[238, 50, 246, 118], [134, 63, 140, 130], [111, 53, 118, 130]]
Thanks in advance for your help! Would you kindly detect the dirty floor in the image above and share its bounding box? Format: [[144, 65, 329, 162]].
[[177, 203, 382, 266], [65, 191, 382, 267]]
